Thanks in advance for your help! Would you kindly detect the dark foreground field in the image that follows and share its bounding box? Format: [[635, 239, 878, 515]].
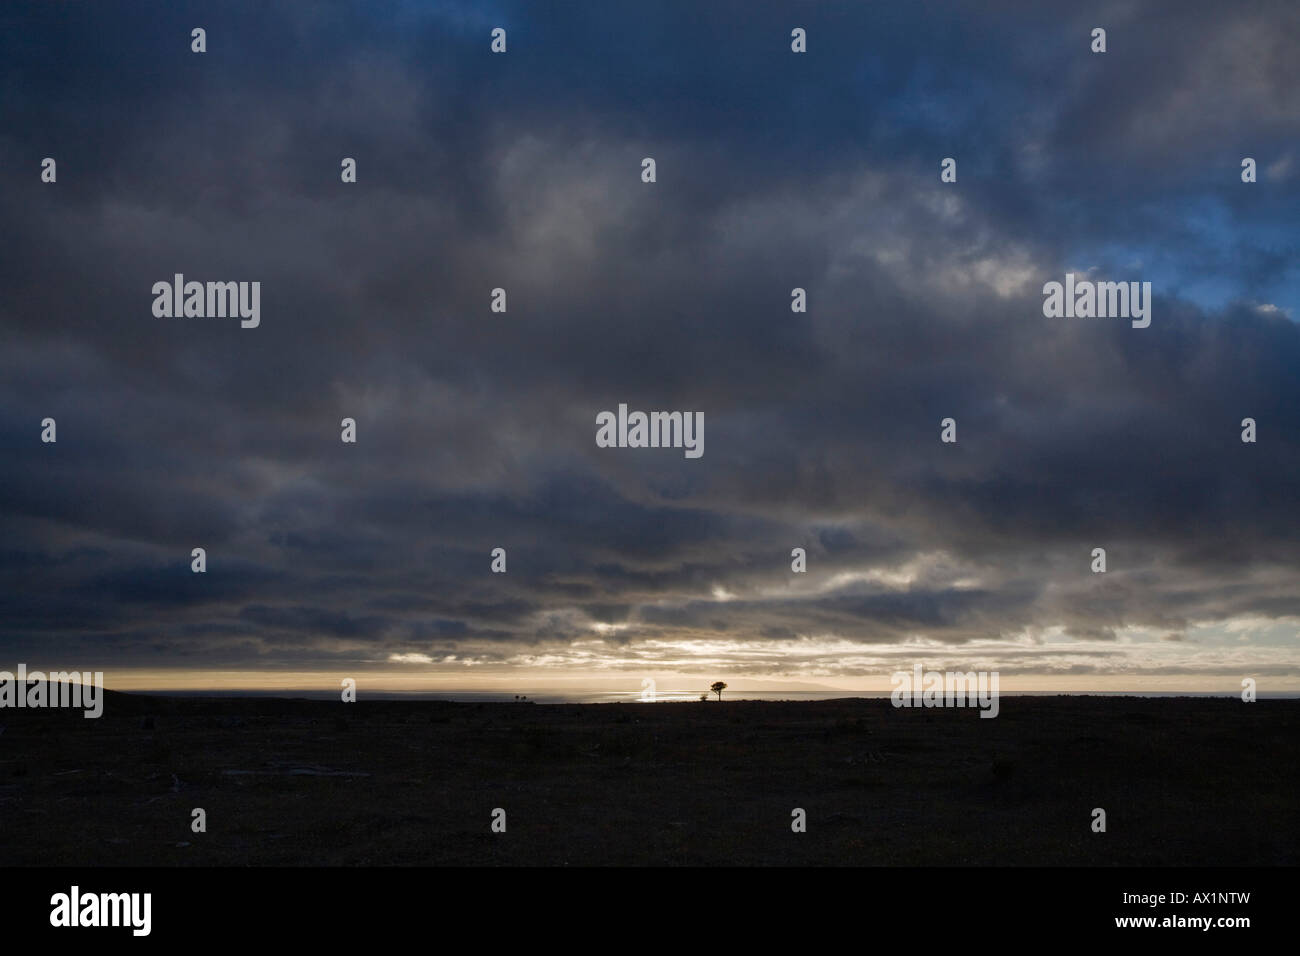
[[0, 694, 1294, 866]]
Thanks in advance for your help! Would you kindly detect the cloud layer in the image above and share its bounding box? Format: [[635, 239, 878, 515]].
[[2, 0, 1298, 685]]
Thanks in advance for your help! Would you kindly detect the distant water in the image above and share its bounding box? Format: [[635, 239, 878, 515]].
[[131, 688, 1300, 702]]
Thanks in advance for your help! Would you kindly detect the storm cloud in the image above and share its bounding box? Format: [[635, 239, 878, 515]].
[[2, 0, 1298, 685]]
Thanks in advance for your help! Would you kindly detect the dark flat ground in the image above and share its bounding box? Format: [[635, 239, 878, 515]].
[[0, 693, 1294, 866]]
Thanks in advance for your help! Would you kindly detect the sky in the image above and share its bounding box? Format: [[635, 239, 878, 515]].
[[2, 0, 1299, 694]]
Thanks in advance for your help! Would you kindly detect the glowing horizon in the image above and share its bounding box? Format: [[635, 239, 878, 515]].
[[39, 668, 1300, 695]]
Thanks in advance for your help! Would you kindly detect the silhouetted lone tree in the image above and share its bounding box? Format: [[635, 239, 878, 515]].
[[711, 681, 727, 702]]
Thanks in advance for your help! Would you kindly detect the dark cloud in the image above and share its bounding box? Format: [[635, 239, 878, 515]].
[[1, 0, 1297, 680]]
